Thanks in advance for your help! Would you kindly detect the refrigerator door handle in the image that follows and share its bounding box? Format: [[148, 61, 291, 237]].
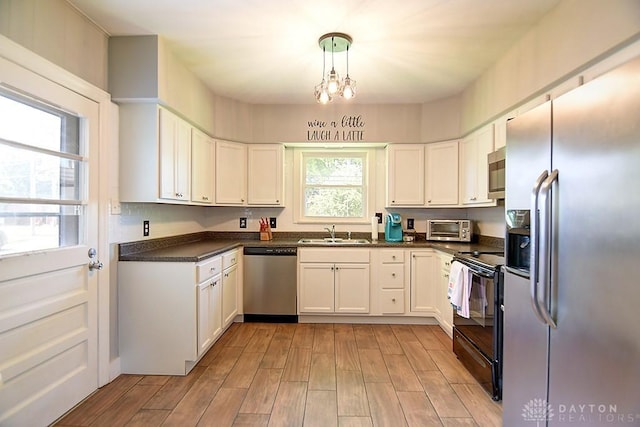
[[538, 169, 559, 329], [530, 170, 549, 324]]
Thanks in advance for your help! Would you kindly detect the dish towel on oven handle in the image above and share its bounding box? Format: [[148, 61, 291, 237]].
[[448, 261, 471, 318]]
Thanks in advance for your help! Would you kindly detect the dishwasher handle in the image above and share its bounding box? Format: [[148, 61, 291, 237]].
[[243, 246, 297, 256]]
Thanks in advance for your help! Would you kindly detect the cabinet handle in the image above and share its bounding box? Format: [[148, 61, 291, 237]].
[[202, 196, 209, 201], [276, 199, 280, 203], [241, 198, 245, 202], [392, 298, 396, 302], [210, 267, 216, 272], [428, 199, 431, 203], [470, 196, 477, 201], [392, 200, 395, 203], [176, 192, 183, 198], [391, 273, 396, 277], [392, 255, 396, 260], [224, 273, 229, 278]]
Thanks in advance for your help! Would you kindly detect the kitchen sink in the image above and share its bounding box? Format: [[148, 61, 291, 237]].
[[297, 238, 370, 245]]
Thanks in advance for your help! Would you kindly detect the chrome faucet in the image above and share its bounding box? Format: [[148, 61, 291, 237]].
[[324, 224, 336, 240]]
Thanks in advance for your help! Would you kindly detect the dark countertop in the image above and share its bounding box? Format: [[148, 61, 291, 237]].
[[119, 231, 503, 263]]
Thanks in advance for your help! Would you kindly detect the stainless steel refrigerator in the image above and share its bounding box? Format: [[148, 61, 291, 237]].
[[503, 55, 640, 426]]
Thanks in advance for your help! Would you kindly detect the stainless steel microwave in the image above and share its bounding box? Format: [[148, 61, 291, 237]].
[[488, 146, 505, 199], [426, 220, 472, 242]]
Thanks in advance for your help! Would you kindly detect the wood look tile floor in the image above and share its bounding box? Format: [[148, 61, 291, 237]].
[[55, 323, 502, 427]]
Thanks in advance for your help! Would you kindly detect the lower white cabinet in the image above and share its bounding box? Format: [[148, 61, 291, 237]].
[[197, 272, 222, 356], [410, 250, 438, 314], [435, 251, 454, 337], [118, 249, 239, 376], [377, 249, 406, 314], [222, 249, 240, 327], [298, 248, 370, 314]]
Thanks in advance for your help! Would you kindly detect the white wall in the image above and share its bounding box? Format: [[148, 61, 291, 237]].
[[0, 0, 108, 90], [459, 0, 640, 132]]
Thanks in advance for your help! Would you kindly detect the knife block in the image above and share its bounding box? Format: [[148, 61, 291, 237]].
[[260, 231, 272, 241]]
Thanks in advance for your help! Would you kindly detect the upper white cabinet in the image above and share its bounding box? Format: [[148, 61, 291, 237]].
[[247, 144, 284, 206], [215, 141, 285, 207], [191, 128, 215, 204], [425, 140, 459, 206], [120, 104, 193, 204], [215, 140, 247, 205], [159, 108, 191, 202], [460, 125, 496, 206], [386, 144, 425, 206]]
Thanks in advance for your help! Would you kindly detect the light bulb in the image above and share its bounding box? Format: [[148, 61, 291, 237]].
[[327, 69, 340, 94]]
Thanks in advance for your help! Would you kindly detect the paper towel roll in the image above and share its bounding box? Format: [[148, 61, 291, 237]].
[[371, 216, 379, 241]]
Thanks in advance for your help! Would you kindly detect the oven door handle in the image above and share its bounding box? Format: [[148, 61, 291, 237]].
[[452, 260, 495, 279], [530, 170, 549, 325]]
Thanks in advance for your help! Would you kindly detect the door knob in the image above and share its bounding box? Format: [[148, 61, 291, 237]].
[[88, 248, 103, 271]]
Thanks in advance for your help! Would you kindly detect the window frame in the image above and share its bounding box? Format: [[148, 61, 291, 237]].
[[293, 147, 375, 224]]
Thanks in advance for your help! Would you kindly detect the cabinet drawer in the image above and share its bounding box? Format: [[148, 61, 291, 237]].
[[379, 264, 404, 288], [380, 249, 404, 264], [222, 250, 239, 269], [380, 289, 404, 313], [197, 256, 222, 282]]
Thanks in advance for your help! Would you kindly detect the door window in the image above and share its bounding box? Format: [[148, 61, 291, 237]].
[[0, 90, 85, 255]]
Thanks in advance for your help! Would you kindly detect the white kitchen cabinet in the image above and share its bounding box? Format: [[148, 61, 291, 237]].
[[247, 144, 284, 206], [298, 248, 370, 314], [410, 250, 437, 314], [118, 254, 229, 375], [215, 140, 247, 205], [221, 249, 240, 327], [191, 128, 215, 204], [425, 140, 459, 206], [435, 251, 454, 337], [376, 249, 406, 314], [159, 108, 191, 201], [119, 104, 197, 204], [197, 256, 222, 356], [386, 144, 425, 206], [460, 125, 496, 206], [335, 263, 370, 313]]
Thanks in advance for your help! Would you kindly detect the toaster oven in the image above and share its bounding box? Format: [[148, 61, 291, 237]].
[[426, 219, 472, 242]]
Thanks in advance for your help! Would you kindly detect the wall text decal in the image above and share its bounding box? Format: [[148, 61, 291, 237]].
[[307, 115, 366, 141]]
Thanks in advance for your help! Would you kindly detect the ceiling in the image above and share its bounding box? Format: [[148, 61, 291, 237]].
[[69, 0, 561, 105]]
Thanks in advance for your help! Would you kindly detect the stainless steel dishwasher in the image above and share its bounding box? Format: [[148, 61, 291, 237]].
[[243, 246, 298, 322]]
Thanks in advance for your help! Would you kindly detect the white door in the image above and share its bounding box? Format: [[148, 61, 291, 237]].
[[0, 56, 100, 425]]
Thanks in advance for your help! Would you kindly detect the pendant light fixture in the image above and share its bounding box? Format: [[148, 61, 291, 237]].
[[314, 32, 356, 103]]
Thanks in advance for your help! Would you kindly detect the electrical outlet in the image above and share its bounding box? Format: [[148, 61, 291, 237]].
[[407, 218, 415, 229], [269, 217, 277, 228], [375, 212, 383, 224], [143, 220, 150, 236], [239, 217, 247, 228]]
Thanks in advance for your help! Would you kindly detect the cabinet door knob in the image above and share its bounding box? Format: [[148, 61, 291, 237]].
[[391, 273, 396, 277], [392, 298, 396, 302]]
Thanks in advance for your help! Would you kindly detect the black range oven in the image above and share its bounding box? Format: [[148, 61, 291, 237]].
[[452, 251, 504, 401]]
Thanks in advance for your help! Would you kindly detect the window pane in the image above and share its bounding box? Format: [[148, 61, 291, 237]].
[[0, 91, 83, 256], [0, 92, 80, 155], [0, 203, 82, 255], [0, 144, 82, 201], [304, 187, 363, 217], [305, 157, 363, 185]]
